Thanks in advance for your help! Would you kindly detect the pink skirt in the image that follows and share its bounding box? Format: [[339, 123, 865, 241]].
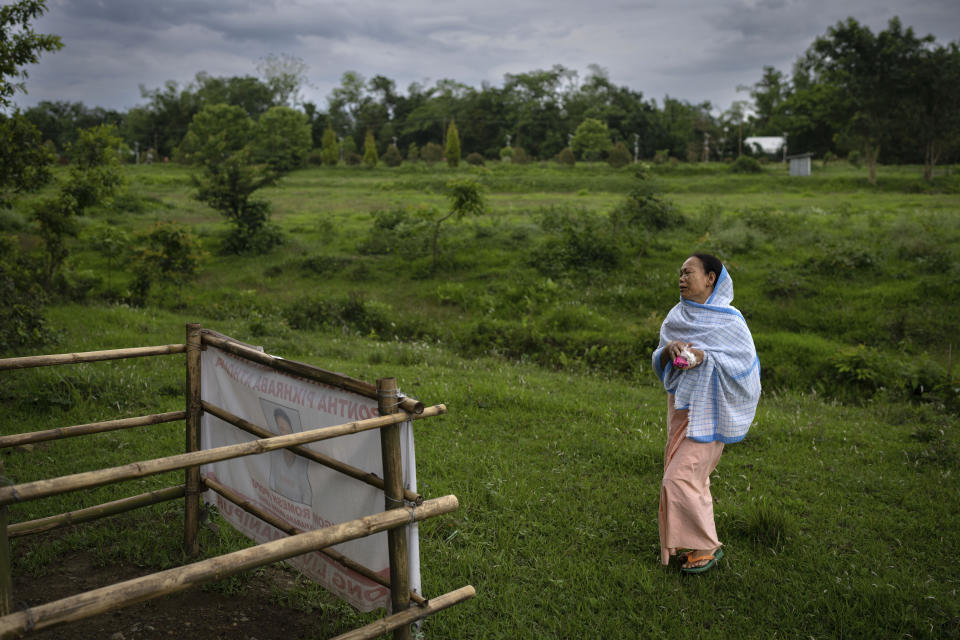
[[659, 394, 724, 565]]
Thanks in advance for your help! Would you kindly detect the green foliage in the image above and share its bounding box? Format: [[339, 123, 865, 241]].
[[571, 117, 611, 161], [406, 142, 419, 162], [251, 106, 311, 172], [88, 225, 129, 290], [192, 148, 280, 254], [607, 141, 631, 168], [465, 152, 484, 166], [555, 147, 575, 166], [0, 112, 55, 208], [511, 146, 531, 165], [362, 130, 378, 168], [653, 149, 670, 164], [847, 150, 861, 167], [128, 222, 204, 305], [0, 0, 62, 108], [176, 104, 254, 166], [421, 142, 443, 164], [445, 120, 461, 168], [729, 155, 764, 173], [530, 206, 622, 276], [498, 146, 514, 160], [0, 234, 49, 351], [33, 124, 125, 286], [608, 168, 681, 235], [382, 144, 402, 167], [320, 126, 339, 166]]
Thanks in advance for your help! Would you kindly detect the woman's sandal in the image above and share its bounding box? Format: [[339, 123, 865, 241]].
[[680, 548, 724, 574]]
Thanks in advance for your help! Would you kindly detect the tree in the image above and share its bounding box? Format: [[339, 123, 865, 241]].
[[910, 42, 960, 181], [129, 222, 204, 306], [176, 103, 254, 165], [445, 120, 461, 167], [803, 17, 930, 184], [431, 179, 485, 270], [363, 130, 378, 167], [320, 126, 339, 166], [0, 111, 54, 208], [183, 104, 279, 254], [33, 125, 125, 285], [252, 106, 311, 172], [0, 0, 62, 108], [257, 53, 309, 107], [383, 144, 402, 167], [607, 141, 631, 168], [571, 118, 610, 161]]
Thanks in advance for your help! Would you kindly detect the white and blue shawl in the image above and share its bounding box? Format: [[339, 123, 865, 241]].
[[652, 266, 761, 443]]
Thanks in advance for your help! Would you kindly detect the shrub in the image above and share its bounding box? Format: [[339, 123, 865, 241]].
[[499, 146, 514, 162], [653, 149, 670, 164], [555, 147, 575, 166], [729, 155, 763, 173], [421, 142, 443, 164], [320, 127, 339, 166], [445, 121, 461, 168], [128, 222, 205, 306], [512, 147, 530, 165], [608, 168, 681, 234], [822, 151, 835, 166], [406, 142, 419, 162], [847, 150, 861, 167], [0, 236, 50, 351], [530, 207, 622, 276], [607, 141, 631, 168], [382, 145, 402, 167], [345, 152, 362, 166], [362, 130, 378, 167], [466, 152, 484, 166]]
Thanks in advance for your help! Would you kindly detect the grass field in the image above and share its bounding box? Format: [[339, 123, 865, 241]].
[[1, 159, 959, 638]]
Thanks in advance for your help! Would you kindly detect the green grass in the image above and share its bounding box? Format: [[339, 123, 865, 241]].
[[2, 159, 959, 638]]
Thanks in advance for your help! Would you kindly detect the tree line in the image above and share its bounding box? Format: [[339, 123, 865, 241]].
[[10, 16, 958, 182]]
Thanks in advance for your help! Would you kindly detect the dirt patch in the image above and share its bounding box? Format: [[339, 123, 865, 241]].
[[11, 550, 347, 640]]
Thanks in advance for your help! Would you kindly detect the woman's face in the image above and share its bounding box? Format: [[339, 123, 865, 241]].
[[679, 257, 715, 303]]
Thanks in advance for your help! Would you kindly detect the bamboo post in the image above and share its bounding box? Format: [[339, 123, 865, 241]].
[[0, 496, 458, 639], [378, 378, 411, 640], [184, 323, 202, 556], [0, 460, 10, 616]]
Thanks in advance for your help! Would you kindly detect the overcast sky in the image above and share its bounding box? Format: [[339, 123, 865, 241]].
[[13, 0, 960, 115]]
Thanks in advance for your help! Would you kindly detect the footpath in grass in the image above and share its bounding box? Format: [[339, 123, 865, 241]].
[[2, 305, 957, 639]]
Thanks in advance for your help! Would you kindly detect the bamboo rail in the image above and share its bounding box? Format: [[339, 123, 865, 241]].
[[0, 404, 446, 507], [8, 486, 185, 539], [0, 411, 186, 449], [203, 400, 423, 505], [201, 330, 425, 415], [330, 586, 476, 640], [202, 476, 427, 606], [0, 496, 459, 640], [0, 344, 186, 371]]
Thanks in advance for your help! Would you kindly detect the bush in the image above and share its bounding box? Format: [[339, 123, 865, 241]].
[[729, 156, 763, 173], [555, 148, 575, 166], [607, 142, 631, 168], [406, 143, 419, 162], [847, 150, 861, 167], [653, 149, 670, 164], [421, 142, 443, 164], [466, 152, 485, 166], [383, 145, 403, 167], [512, 147, 531, 165], [0, 236, 50, 351], [608, 168, 681, 234], [499, 146, 514, 161], [345, 152, 362, 166], [530, 207, 622, 276]]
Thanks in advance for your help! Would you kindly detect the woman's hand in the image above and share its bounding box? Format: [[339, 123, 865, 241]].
[[663, 341, 704, 369]]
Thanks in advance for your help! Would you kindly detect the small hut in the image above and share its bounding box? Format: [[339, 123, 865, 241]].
[[787, 153, 814, 177]]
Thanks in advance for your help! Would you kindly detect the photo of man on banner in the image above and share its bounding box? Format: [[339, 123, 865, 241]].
[[259, 399, 314, 506]]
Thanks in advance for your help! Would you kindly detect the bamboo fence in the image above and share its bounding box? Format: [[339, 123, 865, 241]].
[[0, 323, 472, 638]]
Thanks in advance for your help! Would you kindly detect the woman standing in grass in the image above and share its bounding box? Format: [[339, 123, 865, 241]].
[[652, 254, 761, 573]]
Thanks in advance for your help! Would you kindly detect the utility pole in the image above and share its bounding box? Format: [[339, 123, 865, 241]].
[[703, 132, 710, 163], [633, 133, 639, 164], [782, 132, 788, 163]]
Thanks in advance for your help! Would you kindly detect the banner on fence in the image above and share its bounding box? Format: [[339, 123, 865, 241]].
[[199, 345, 420, 612]]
